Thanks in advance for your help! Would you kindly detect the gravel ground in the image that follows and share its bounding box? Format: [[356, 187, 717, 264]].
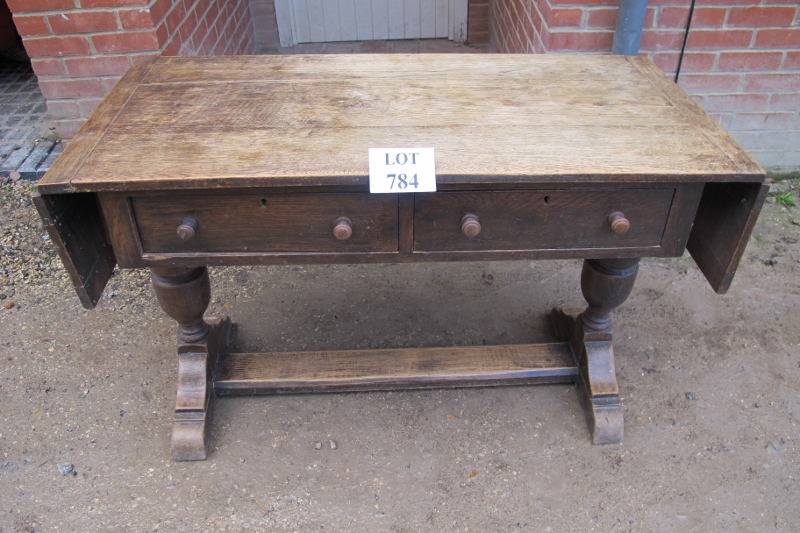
[[1, 175, 799, 532]]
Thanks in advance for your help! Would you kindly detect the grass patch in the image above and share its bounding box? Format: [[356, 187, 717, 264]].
[[776, 191, 797, 208]]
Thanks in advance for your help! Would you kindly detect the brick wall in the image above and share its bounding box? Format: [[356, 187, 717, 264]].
[[469, 0, 490, 44], [491, 0, 800, 170], [8, 0, 255, 141], [250, 0, 279, 52]]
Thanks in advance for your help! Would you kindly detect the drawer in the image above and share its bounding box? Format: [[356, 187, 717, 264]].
[[413, 189, 674, 252], [132, 192, 399, 254]]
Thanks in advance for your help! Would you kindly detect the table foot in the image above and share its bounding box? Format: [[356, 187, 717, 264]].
[[551, 307, 622, 444], [171, 316, 231, 461], [550, 257, 639, 445]]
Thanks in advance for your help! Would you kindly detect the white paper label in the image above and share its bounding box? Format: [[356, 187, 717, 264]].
[[368, 148, 436, 193]]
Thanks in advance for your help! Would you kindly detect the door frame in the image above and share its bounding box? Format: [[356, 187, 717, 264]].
[[274, 0, 469, 47]]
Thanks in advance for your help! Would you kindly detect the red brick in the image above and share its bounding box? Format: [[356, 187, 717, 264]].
[[46, 99, 80, 120], [677, 73, 741, 92], [697, 0, 758, 4], [164, 1, 188, 35], [547, 31, 614, 51], [101, 76, 123, 93], [469, 4, 490, 20], [785, 52, 800, 70], [730, 112, 795, 130], [644, 7, 656, 29], [63, 55, 131, 76], [744, 73, 800, 91], [54, 119, 86, 141], [80, 0, 149, 7], [754, 29, 800, 48], [469, 30, 490, 43], [163, 36, 181, 56], [586, 7, 617, 28], [727, 6, 796, 27], [658, 7, 690, 28], [155, 20, 170, 45], [78, 98, 105, 118], [646, 0, 690, 5], [691, 7, 728, 28], [149, 0, 173, 24], [48, 11, 118, 34], [30, 58, 64, 77], [250, 0, 275, 17], [550, 8, 583, 27], [549, 0, 616, 5], [468, 19, 487, 33], [39, 78, 105, 99], [6, 0, 75, 13], [770, 93, 800, 111], [718, 52, 783, 72], [12, 14, 49, 36], [687, 30, 753, 50], [640, 30, 685, 51], [651, 52, 680, 73], [704, 93, 769, 112], [130, 52, 159, 65], [92, 31, 160, 53], [680, 52, 717, 72], [119, 8, 156, 30], [22, 35, 90, 57]]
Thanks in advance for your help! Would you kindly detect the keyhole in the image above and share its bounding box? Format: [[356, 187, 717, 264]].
[[543, 196, 551, 204], [260, 199, 267, 208]]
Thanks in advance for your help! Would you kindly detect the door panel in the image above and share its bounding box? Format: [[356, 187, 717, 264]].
[[278, 0, 467, 44]]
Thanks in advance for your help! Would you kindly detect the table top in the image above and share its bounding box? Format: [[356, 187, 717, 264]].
[[38, 54, 764, 195]]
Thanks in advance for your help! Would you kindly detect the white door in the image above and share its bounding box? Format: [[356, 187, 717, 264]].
[[274, 0, 468, 46]]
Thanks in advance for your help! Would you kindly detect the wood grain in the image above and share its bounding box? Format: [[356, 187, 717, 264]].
[[37, 58, 156, 195], [214, 343, 578, 394], [39, 55, 765, 193]]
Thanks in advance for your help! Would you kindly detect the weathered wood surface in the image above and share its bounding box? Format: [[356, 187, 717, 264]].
[[687, 182, 769, 294], [38, 54, 764, 194], [215, 343, 578, 394], [32, 192, 117, 309]]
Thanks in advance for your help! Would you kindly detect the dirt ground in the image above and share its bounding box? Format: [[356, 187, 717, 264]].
[[1, 177, 799, 532]]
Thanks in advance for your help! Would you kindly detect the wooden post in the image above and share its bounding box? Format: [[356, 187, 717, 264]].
[[552, 258, 639, 444], [150, 267, 230, 461]]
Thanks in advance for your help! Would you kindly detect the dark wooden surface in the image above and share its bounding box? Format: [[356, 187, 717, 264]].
[[413, 188, 674, 251], [215, 343, 578, 395], [132, 192, 399, 253], [32, 192, 116, 309], [32, 54, 770, 458], [687, 182, 770, 294]]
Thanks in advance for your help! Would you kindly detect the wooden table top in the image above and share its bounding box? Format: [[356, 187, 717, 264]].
[[39, 54, 764, 194]]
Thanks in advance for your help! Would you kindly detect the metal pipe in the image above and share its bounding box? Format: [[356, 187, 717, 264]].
[[612, 0, 649, 56]]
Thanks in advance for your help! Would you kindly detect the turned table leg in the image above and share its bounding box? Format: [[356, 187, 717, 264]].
[[150, 266, 230, 461], [552, 258, 639, 445]]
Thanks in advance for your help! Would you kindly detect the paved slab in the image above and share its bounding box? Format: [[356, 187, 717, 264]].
[[0, 57, 59, 180]]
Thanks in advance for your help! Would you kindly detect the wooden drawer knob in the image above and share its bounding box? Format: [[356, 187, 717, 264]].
[[333, 217, 353, 240], [462, 214, 481, 238], [608, 212, 630, 234], [176, 217, 198, 241]]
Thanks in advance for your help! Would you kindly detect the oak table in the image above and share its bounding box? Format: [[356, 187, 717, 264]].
[[35, 55, 767, 461]]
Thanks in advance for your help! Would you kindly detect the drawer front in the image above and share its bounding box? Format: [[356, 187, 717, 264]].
[[132, 192, 399, 254], [413, 189, 674, 252]]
